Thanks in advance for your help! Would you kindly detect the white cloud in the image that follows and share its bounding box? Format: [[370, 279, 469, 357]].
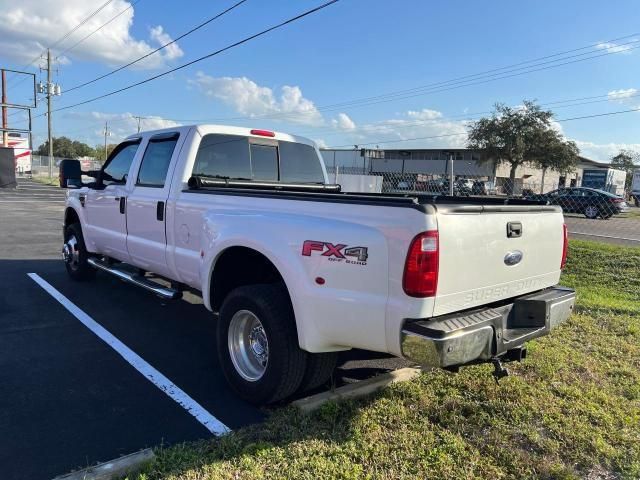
[[595, 41, 636, 55], [0, 1, 183, 67], [607, 88, 638, 104], [406, 109, 443, 120], [332, 113, 356, 131], [64, 111, 180, 145], [573, 140, 640, 162], [190, 72, 324, 126], [148, 26, 183, 60], [320, 108, 468, 149]]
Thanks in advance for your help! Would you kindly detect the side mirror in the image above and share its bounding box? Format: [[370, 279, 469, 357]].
[[58, 159, 82, 188]]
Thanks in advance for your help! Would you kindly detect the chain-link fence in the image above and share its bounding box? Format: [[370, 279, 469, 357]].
[[326, 164, 640, 245], [16, 155, 103, 178]]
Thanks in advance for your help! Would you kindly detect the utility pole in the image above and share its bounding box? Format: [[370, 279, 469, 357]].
[[47, 49, 53, 179], [103, 121, 111, 161], [1, 69, 7, 147], [134, 115, 143, 133], [449, 152, 454, 196]]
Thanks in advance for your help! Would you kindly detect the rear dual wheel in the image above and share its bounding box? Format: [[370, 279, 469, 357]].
[[217, 284, 337, 405]]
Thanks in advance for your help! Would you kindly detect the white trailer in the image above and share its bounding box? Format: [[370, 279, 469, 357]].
[[8, 135, 31, 174]]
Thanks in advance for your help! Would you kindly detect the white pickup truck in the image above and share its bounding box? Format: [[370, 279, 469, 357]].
[[60, 125, 576, 405]]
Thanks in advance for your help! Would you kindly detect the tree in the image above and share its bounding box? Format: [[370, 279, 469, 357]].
[[610, 149, 639, 191], [534, 135, 580, 193], [93, 143, 118, 162], [467, 100, 579, 194], [35, 136, 96, 159]]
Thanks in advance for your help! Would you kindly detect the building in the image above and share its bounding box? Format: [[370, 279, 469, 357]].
[[320, 148, 625, 195]]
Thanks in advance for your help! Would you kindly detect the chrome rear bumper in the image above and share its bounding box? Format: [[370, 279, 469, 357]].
[[400, 286, 576, 368]]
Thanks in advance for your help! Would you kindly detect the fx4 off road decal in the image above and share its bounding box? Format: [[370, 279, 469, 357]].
[[301, 240, 368, 265]]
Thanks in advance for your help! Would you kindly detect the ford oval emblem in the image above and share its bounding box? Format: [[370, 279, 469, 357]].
[[504, 250, 524, 266]]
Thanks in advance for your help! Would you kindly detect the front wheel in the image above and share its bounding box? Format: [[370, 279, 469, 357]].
[[63, 223, 95, 281], [217, 284, 307, 405]]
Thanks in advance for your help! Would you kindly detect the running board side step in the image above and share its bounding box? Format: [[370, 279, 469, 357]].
[[88, 257, 182, 300]]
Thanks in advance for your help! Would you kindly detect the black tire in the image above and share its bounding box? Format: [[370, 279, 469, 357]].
[[217, 284, 307, 405], [63, 223, 96, 281], [297, 351, 339, 394]]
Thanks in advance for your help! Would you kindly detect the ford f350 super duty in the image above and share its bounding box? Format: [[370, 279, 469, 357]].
[[60, 124, 576, 405]]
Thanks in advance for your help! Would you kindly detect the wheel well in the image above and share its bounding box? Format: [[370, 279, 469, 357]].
[[211, 247, 287, 312], [64, 208, 80, 229]]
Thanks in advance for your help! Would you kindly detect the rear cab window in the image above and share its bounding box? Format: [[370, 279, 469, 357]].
[[192, 134, 324, 184]]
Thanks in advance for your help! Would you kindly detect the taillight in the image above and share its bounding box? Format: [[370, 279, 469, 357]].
[[610, 197, 623, 203], [250, 129, 275, 137], [403, 230, 439, 297], [560, 223, 568, 269]]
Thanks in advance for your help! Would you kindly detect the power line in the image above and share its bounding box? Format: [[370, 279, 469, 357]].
[[56, 0, 143, 59], [317, 37, 640, 111], [557, 107, 640, 122], [35, 0, 341, 117], [64, 0, 248, 93], [147, 34, 640, 125], [327, 106, 640, 148], [231, 41, 640, 123], [295, 90, 640, 138], [329, 133, 467, 148], [50, 0, 116, 50], [7, 0, 116, 88]]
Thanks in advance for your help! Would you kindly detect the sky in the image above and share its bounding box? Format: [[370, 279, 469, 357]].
[[0, 0, 639, 161]]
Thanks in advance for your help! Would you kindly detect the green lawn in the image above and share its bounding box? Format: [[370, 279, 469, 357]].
[[31, 175, 59, 186], [135, 240, 640, 480]]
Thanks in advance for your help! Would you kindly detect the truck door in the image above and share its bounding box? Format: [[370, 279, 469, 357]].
[[125, 132, 181, 278], [85, 139, 141, 261]]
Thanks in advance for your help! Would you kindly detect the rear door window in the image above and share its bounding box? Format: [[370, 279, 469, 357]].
[[193, 134, 251, 179], [136, 133, 179, 187]]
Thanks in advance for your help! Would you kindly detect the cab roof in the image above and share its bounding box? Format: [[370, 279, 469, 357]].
[[125, 124, 316, 148]]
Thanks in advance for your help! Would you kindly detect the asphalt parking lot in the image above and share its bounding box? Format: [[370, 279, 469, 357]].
[[1, 179, 637, 480], [0, 179, 406, 480], [565, 210, 640, 246]]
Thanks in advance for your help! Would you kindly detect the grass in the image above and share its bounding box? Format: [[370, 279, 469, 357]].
[[134, 240, 640, 480], [30, 175, 59, 186]]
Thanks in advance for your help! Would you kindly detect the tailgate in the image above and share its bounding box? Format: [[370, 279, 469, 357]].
[[433, 204, 565, 317]]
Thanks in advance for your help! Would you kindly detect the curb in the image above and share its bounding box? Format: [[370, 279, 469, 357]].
[[293, 367, 422, 413], [52, 448, 155, 480]]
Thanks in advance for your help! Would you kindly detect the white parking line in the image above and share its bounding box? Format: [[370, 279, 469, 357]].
[[27, 273, 231, 436]]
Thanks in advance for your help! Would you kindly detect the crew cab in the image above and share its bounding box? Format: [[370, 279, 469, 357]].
[[61, 125, 576, 405]]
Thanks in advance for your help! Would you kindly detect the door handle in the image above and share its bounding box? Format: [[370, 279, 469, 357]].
[[507, 221, 522, 238], [156, 201, 165, 221], [119, 197, 126, 214]]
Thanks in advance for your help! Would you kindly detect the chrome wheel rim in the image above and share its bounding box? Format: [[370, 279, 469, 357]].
[[228, 310, 269, 382], [585, 206, 598, 218], [62, 235, 80, 271]]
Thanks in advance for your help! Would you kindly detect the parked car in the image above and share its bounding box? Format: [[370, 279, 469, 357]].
[[525, 187, 629, 219], [60, 125, 575, 405], [471, 180, 487, 195], [420, 178, 471, 196]]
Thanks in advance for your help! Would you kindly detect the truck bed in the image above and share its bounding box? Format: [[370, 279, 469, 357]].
[[187, 175, 554, 212]]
